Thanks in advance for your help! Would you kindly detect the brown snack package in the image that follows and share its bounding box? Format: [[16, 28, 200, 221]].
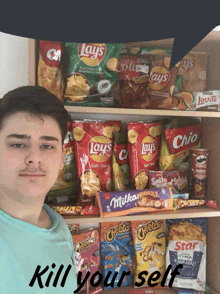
[[173, 199, 217, 210]]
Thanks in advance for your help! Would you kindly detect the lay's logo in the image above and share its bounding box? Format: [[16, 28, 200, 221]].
[[89, 136, 112, 162], [78, 43, 106, 66]]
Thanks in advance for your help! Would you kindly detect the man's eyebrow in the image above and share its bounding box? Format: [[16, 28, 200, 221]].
[[6, 134, 59, 142]]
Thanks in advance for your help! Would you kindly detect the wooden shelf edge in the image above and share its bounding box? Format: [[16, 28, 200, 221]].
[[64, 106, 220, 118], [63, 207, 220, 224]]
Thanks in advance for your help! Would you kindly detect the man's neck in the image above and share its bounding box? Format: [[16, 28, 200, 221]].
[[0, 187, 51, 229]]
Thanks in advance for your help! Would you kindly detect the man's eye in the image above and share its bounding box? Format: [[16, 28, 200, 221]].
[[41, 144, 54, 150], [10, 144, 26, 148]]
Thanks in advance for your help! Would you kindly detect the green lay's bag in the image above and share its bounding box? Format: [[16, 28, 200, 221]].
[[64, 43, 122, 107]]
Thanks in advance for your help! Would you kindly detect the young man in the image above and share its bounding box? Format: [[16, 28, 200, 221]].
[[0, 86, 77, 293]]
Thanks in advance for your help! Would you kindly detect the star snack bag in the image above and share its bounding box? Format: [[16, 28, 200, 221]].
[[72, 120, 121, 204], [131, 220, 166, 288], [100, 221, 135, 289]]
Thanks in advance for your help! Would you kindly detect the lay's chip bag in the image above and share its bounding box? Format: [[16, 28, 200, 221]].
[[64, 43, 122, 107]]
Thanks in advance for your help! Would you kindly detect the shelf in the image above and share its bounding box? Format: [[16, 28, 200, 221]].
[[64, 106, 220, 118], [101, 285, 177, 294], [63, 207, 220, 224]]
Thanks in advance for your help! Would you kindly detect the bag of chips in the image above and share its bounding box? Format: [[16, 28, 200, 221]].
[[64, 43, 122, 107], [37, 40, 64, 101], [165, 218, 207, 291], [131, 220, 166, 288], [100, 221, 135, 289], [112, 131, 132, 191], [72, 120, 121, 204], [159, 117, 201, 171]]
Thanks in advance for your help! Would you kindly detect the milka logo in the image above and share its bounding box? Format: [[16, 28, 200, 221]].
[[89, 142, 112, 156], [198, 95, 217, 105], [79, 43, 105, 60], [109, 193, 138, 209], [118, 149, 128, 160], [149, 71, 170, 85], [141, 142, 156, 155], [46, 49, 61, 61], [172, 132, 198, 149], [181, 59, 195, 71], [105, 222, 131, 242], [75, 237, 95, 253]]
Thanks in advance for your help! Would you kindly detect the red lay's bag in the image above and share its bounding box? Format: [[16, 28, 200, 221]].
[[37, 40, 64, 101], [72, 120, 121, 204], [127, 121, 163, 190]]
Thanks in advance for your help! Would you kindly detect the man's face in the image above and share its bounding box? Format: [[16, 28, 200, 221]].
[[0, 112, 65, 199]]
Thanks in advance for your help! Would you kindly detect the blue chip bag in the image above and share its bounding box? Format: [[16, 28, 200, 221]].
[[165, 218, 207, 291], [100, 221, 135, 289]]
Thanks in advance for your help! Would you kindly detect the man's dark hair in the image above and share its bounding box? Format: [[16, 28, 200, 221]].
[[0, 86, 70, 142]]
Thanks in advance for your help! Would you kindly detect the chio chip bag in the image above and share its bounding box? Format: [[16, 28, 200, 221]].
[[37, 40, 64, 101], [64, 43, 122, 107], [72, 120, 121, 204], [159, 117, 201, 171], [165, 218, 207, 291], [112, 131, 132, 191], [131, 220, 166, 288], [100, 221, 135, 289], [127, 121, 162, 190]]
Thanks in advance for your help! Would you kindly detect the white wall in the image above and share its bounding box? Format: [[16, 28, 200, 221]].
[[0, 32, 29, 98]]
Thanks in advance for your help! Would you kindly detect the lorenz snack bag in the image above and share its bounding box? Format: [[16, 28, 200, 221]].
[[148, 53, 180, 109], [127, 121, 163, 190], [112, 131, 132, 191], [116, 49, 152, 108], [100, 222, 135, 289], [64, 43, 122, 107], [72, 120, 121, 204], [159, 117, 201, 171], [46, 121, 78, 202], [131, 220, 166, 288], [37, 40, 64, 101], [165, 218, 207, 291]]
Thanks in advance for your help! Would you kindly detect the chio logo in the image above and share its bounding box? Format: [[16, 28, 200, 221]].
[[172, 132, 198, 149]]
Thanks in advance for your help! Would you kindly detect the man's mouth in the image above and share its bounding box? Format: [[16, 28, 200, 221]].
[[19, 173, 46, 177]]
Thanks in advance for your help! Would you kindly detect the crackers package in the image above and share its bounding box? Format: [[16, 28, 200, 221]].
[[165, 218, 207, 291], [72, 120, 121, 204], [72, 228, 101, 293], [159, 117, 201, 171], [112, 131, 132, 191], [131, 220, 166, 288], [100, 222, 135, 289], [127, 121, 162, 190], [37, 40, 64, 101], [64, 43, 122, 107], [46, 121, 78, 204], [96, 188, 173, 218], [116, 49, 152, 108]]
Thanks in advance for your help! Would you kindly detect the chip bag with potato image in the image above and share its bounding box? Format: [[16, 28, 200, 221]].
[[72, 120, 121, 204], [64, 43, 122, 107], [127, 121, 163, 190], [37, 40, 65, 102]]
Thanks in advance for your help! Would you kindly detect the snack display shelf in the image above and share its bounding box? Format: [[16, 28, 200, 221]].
[[64, 106, 220, 118], [102, 285, 177, 294], [63, 207, 220, 225]]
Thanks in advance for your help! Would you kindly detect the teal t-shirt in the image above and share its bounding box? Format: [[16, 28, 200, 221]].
[[0, 204, 77, 293]]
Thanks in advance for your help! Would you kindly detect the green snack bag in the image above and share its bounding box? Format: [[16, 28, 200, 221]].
[[64, 43, 122, 107]]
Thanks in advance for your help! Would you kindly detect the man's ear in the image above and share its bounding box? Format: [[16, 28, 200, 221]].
[[59, 144, 65, 170]]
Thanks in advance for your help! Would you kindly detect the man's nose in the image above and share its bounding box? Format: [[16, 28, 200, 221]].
[[25, 147, 42, 166]]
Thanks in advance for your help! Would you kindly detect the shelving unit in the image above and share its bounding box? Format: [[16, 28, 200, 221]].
[[28, 30, 220, 294]]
